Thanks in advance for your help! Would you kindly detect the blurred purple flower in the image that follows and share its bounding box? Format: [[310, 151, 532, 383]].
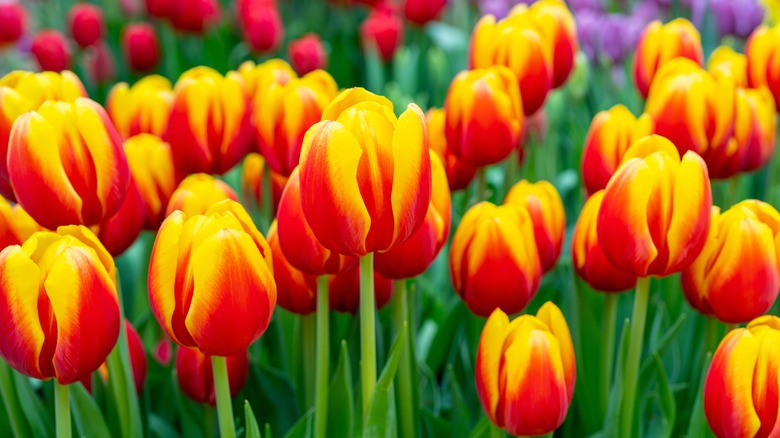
[[576, 3, 655, 65], [691, 0, 763, 39]]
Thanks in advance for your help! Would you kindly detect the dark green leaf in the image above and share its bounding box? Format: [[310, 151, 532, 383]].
[[446, 366, 469, 438], [603, 319, 630, 437], [363, 325, 407, 438], [328, 341, 354, 438], [245, 401, 261, 438], [283, 408, 313, 438], [70, 383, 112, 438], [13, 372, 53, 438], [648, 353, 676, 438]]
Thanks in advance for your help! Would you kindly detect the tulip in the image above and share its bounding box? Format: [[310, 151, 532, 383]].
[[376, 152, 451, 279], [122, 23, 160, 73], [85, 42, 117, 85], [528, 0, 578, 88], [682, 201, 780, 323], [736, 87, 777, 172], [443, 66, 523, 167], [124, 134, 177, 229], [82, 321, 147, 395], [165, 173, 238, 218], [633, 18, 704, 98], [450, 201, 541, 317], [288, 33, 328, 75], [169, 0, 220, 33], [30, 30, 71, 72], [68, 3, 104, 48], [0, 225, 120, 385], [476, 303, 575, 436], [581, 105, 652, 196], [176, 347, 249, 405], [571, 190, 637, 293], [96, 173, 146, 256], [8, 98, 130, 230], [239, 0, 284, 53], [360, 4, 403, 62], [707, 45, 748, 89], [253, 70, 338, 178], [0, 3, 26, 46], [747, 25, 780, 110], [704, 316, 780, 438], [0, 195, 42, 250], [329, 265, 393, 314], [167, 67, 252, 176], [240, 153, 285, 215], [107, 75, 173, 140], [154, 338, 173, 366], [237, 58, 295, 101], [144, 0, 173, 18], [427, 108, 477, 191], [268, 221, 316, 315], [470, 11, 552, 115], [504, 179, 564, 273], [403, 0, 447, 26]]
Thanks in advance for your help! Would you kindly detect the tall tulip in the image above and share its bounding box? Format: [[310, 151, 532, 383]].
[[427, 108, 476, 190], [528, 0, 578, 88], [124, 134, 177, 229], [169, 0, 220, 33], [176, 347, 249, 406], [107, 75, 173, 140], [504, 180, 564, 273], [165, 173, 238, 217], [747, 25, 780, 110]]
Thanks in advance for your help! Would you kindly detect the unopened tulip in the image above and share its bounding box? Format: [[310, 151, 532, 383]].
[[450, 202, 541, 317], [68, 3, 104, 48], [708, 46, 748, 89], [288, 33, 328, 75], [30, 30, 71, 72], [427, 108, 476, 190], [476, 303, 575, 436], [376, 152, 451, 279], [572, 190, 637, 292], [239, 0, 284, 53], [581, 105, 652, 196], [169, 0, 220, 33], [97, 174, 146, 256], [298, 88, 431, 257], [736, 87, 777, 172], [403, 0, 446, 26], [240, 153, 285, 215], [528, 0, 578, 88], [82, 321, 147, 395], [165, 173, 238, 217], [124, 134, 177, 229], [0, 3, 26, 46], [444, 66, 523, 167], [360, 4, 403, 62], [683, 201, 780, 323], [85, 42, 116, 85], [0, 226, 120, 384], [633, 18, 704, 98], [268, 221, 316, 315], [237, 58, 295, 100], [504, 180, 564, 273], [597, 135, 712, 278], [329, 265, 393, 314], [8, 98, 130, 230], [254, 70, 338, 178], [107, 75, 173, 140], [0, 195, 42, 249], [122, 23, 160, 73], [167, 67, 252, 176], [144, 0, 173, 18], [149, 200, 276, 356], [704, 316, 780, 438], [176, 347, 249, 405], [747, 25, 780, 110]]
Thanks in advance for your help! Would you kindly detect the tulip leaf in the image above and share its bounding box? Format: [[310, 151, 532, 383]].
[[70, 383, 112, 438], [244, 400, 262, 438], [0, 360, 32, 438], [638, 313, 687, 395], [422, 408, 452, 437], [467, 415, 491, 438], [424, 298, 466, 373], [265, 423, 273, 438], [603, 319, 630, 437], [148, 414, 180, 438], [13, 372, 54, 438], [446, 365, 469, 438], [363, 325, 407, 438], [686, 353, 712, 438], [283, 408, 313, 438], [328, 341, 355, 438]]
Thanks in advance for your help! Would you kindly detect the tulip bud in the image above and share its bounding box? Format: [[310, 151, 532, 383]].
[[149, 200, 276, 356], [8, 98, 130, 230], [122, 23, 160, 73], [85, 42, 117, 85], [0, 226, 120, 384], [288, 33, 328, 75], [168, 67, 252, 176], [329, 265, 393, 314], [747, 25, 780, 111], [376, 152, 451, 279], [169, 0, 220, 33], [239, 0, 284, 53], [450, 202, 541, 317], [360, 4, 403, 63], [572, 190, 637, 292], [253, 70, 338, 177], [31, 30, 71, 72], [144, 0, 173, 19], [427, 108, 476, 191], [736, 87, 777, 173], [176, 347, 249, 405], [82, 320, 147, 395], [237, 58, 295, 100], [154, 338, 173, 366], [444, 66, 523, 167], [504, 180, 564, 273], [581, 105, 652, 196], [124, 134, 177, 229], [97, 173, 146, 256], [240, 153, 285, 215], [682, 201, 780, 323], [268, 221, 316, 315], [528, 0, 578, 88], [107, 75, 173, 140], [597, 135, 712, 278], [476, 303, 575, 436], [0, 3, 26, 46], [403, 0, 446, 26], [704, 316, 780, 437], [707, 46, 748, 89], [0, 195, 42, 250], [165, 173, 238, 217], [68, 3, 105, 48], [299, 88, 432, 256]]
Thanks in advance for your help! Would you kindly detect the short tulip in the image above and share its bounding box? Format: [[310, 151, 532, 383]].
[[124, 134, 177, 229], [176, 347, 249, 405], [8, 98, 130, 230], [165, 173, 238, 218], [107, 75, 173, 140], [149, 200, 276, 356], [528, 0, 578, 88], [444, 66, 523, 167], [427, 108, 476, 191], [682, 201, 780, 323], [288, 33, 328, 76], [167, 67, 252, 176], [0, 195, 42, 249], [237, 58, 295, 100], [403, 0, 446, 26], [82, 321, 147, 395], [0, 3, 26, 46], [0, 226, 120, 384], [450, 202, 541, 317], [68, 3, 104, 48], [122, 23, 161, 73], [85, 42, 116, 86], [504, 180, 564, 273], [597, 135, 712, 278], [268, 221, 316, 315], [476, 303, 575, 436], [360, 4, 403, 62], [704, 316, 780, 438], [747, 25, 780, 110], [240, 153, 285, 215], [298, 88, 431, 257], [30, 30, 71, 72]]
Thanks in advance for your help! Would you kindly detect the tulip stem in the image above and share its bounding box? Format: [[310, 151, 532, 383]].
[[474, 166, 487, 204], [315, 275, 330, 438], [489, 421, 504, 438], [601, 293, 618, 416], [54, 382, 71, 438], [211, 356, 236, 438], [302, 314, 316, 409], [359, 253, 377, 421], [621, 276, 650, 438], [393, 279, 416, 438]]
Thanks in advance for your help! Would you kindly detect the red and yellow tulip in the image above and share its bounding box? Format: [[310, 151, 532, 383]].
[[427, 108, 476, 191], [124, 134, 177, 229], [527, 0, 578, 88], [237, 58, 295, 100], [268, 221, 316, 315], [106, 75, 173, 140], [96, 172, 146, 256], [747, 24, 780, 110], [240, 152, 286, 215], [165, 173, 238, 217], [176, 347, 249, 405], [504, 180, 564, 273], [0, 195, 42, 249], [735, 87, 777, 173], [708, 46, 748, 89]]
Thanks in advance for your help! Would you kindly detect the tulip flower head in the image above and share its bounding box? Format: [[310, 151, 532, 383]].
[[165, 173, 238, 219], [237, 58, 295, 100], [736, 87, 776, 173], [124, 134, 177, 229], [30, 30, 71, 72], [68, 3, 105, 48], [169, 0, 220, 33], [238, 0, 284, 53], [403, 0, 447, 26], [0, 3, 26, 46], [240, 153, 285, 215], [708, 46, 748, 89], [122, 23, 161, 73], [427, 107, 477, 190], [747, 24, 780, 110], [176, 347, 249, 405], [360, 4, 403, 62], [268, 221, 316, 315], [96, 172, 146, 256], [0, 195, 42, 250], [527, 0, 578, 88], [107, 75, 173, 140], [288, 33, 328, 76], [476, 303, 575, 436]]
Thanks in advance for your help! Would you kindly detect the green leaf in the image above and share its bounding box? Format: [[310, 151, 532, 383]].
[[648, 353, 676, 438], [446, 366, 469, 438], [638, 313, 687, 394], [603, 319, 630, 437], [424, 299, 465, 373], [363, 325, 407, 438], [467, 416, 491, 438], [328, 341, 355, 438], [13, 372, 53, 438], [245, 401, 262, 438], [283, 408, 313, 438], [422, 409, 452, 437], [0, 360, 32, 438], [687, 353, 712, 438], [148, 414, 180, 438], [70, 383, 112, 438], [264, 423, 273, 438]]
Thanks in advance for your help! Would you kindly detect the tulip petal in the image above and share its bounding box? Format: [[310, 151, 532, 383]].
[[475, 309, 510, 426]]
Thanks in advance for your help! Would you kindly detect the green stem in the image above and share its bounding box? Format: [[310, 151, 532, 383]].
[[601, 293, 618, 417], [302, 314, 316, 410], [211, 356, 236, 438], [621, 276, 651, 438], [204, 406, 215, 438], [359, 253, 377, 421], [260, 163, 274, 233], [724, 323, 739, 334], [474, 166, 487, 204], [315, 276, 330, 438], [54, 382, 71, 438], [0, 360, 29, 438], [489, 421, 504, 438], [393, 280, 415, 438], [703, 317, 718, 356]]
